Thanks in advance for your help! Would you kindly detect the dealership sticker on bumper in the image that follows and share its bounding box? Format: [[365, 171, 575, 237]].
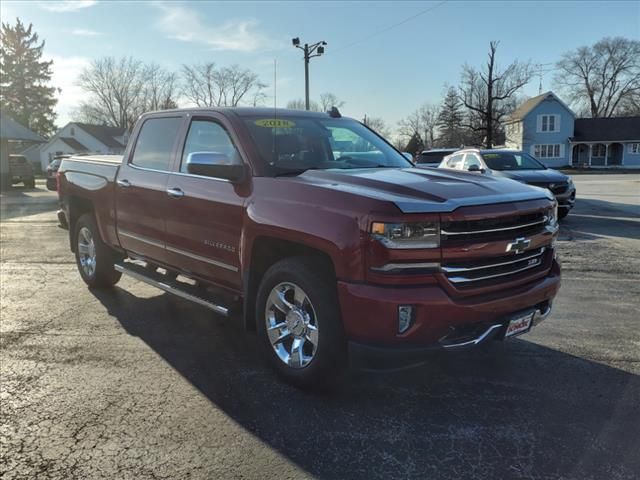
[[505, 311, 534, 338]]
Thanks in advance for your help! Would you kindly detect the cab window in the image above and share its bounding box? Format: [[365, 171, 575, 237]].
[[447, 154, 463, 169], [463, 154, 482, 170], [181, 119, 242, 173]]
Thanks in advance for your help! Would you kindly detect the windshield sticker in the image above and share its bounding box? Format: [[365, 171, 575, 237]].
[[255, 119, 296, 128]]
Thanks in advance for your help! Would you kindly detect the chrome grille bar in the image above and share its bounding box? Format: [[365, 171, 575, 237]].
[[442, 248, 545, 274], [442, 217, 547, 236], [446, 257, 544, 284]]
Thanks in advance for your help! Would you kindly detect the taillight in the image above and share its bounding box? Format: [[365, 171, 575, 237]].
[[56, 170, 61, 191]]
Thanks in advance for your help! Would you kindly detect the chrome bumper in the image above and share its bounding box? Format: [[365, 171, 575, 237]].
[[440, 303, 553, 350]]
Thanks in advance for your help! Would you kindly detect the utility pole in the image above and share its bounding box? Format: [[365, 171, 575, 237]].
[[292, 37, 327, 110]]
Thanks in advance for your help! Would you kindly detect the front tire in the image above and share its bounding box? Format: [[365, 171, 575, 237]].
[[74, 213, 122, 288], [558, 208, 570, 220], [256, 257, 347, 390]]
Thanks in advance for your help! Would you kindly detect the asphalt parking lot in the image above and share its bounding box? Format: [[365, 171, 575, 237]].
[[1, 174, 639, 480]]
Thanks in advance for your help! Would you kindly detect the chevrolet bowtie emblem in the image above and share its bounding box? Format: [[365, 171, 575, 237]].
[[506, 237, 531, 255]]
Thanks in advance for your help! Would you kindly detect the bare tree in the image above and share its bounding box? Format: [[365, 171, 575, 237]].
[[181, 63, 266, 108], [554, 37, 640, 118], [397, 103, 440, 150], [142, 63, 178, 111], [362, 115, 390, 138], [459, 41, 532, 147], [319, 92, 345, 112], [77, 57, 179, 129], [286, 98, 320, 111], [77, 57, 145, 129]]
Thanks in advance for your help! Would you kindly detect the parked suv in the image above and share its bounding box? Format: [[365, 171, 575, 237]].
[[8, 154, 36, 188], [57, 108, 560, 389], [439, 149, 576, 218], [415, 148, 458, 166]]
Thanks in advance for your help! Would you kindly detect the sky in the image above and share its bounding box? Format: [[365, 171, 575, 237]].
[[2, 0, 639, 128]]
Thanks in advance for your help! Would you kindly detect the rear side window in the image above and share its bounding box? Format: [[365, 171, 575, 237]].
[[131, 117, 182, 171]]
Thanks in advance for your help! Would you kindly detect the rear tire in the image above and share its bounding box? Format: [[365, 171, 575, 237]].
[[256, 257, 347, 390], [558, 209, 570, 220], [74, 213, 122, 288]]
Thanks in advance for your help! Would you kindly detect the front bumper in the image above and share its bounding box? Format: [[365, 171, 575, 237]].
[[339, 259, 560, 367], [555, 187, 576, 210]]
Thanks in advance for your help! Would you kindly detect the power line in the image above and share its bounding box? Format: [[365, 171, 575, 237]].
[[329, 0, 449, 55]]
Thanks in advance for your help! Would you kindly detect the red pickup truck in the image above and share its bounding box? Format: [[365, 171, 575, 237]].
[[57, 107, 560, 388]]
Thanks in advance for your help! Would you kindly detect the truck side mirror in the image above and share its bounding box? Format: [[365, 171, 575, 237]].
[[186, 152, 245, 182]]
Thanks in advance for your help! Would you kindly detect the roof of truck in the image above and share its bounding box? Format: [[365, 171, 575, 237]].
[[143, 107, 343, 119]]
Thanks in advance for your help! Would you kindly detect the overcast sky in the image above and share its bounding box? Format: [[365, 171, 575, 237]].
[[3, 0, 639, 127]]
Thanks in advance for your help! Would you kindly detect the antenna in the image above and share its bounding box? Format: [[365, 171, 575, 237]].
[[534, 62, 553, 94]]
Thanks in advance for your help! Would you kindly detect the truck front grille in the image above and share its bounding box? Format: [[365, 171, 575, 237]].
[[441, 212, 547, 243], [529, 182, 568, 195], [442, 247, 546, 288]]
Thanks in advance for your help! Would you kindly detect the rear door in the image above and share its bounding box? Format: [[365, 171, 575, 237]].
[[115, 115, 185, 264], [163, 114, 247, 291]]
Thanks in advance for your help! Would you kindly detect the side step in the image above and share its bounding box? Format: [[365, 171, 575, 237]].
[[114, 262, 229, 316]]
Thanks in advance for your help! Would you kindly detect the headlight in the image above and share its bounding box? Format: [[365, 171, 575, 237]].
[[371, 221, 440, 249], [546, 202, 558, 227]]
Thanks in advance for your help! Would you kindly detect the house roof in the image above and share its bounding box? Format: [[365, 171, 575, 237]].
[[0, 111, 45, 142], [573, 117, 640, 142], [75, 123, 126, 149], [508, 91, 574, 122], [60, 137, 89, 151]]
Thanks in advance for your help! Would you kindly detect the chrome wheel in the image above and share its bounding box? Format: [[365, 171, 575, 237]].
[[77, 226, 97, 278], [265, 282, 319, 369]]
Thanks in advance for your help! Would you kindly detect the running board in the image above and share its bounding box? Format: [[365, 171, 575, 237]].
[[114, 263, 229, 316]]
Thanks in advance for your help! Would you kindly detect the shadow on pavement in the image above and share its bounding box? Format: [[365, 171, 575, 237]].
[[92, 287, 640, 480]]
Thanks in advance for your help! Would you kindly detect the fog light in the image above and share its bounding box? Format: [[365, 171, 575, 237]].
[[398, 305, 414, 333]]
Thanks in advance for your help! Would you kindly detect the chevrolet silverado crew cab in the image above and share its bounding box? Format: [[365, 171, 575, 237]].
[[57, 108, 560, 389]]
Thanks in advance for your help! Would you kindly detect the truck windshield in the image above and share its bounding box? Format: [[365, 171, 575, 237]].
[[482, 152, 546, 171], [242, 116, 412, 176]]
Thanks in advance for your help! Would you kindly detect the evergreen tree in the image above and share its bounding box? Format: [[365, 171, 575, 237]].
[[1, 19, 57, 137], [436, 87, 464, 147]]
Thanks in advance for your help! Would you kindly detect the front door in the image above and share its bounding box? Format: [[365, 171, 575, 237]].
[[163, 115, 247, 291], [115, 115, 184, 264]]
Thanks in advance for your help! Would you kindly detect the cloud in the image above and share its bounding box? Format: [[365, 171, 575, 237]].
[[153, 3, 276, 52], [71, 28, 102, 36], [47, 55, 92, 125], [38, 0, 97, 12]]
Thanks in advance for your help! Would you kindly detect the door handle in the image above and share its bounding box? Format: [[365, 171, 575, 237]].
[[166, 187, 184, 198], [116, 179, 131, 188]]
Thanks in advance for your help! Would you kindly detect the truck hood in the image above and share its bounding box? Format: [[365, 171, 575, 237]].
[[491, 169, 569, 184], [289, 167, 552, 213]]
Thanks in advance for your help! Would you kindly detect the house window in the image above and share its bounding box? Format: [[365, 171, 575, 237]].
[[70, 127, 75, 136], [629, 143, 640, 154], [534, 144, 562, 158], [592, 145, 606, 157], [538, 114, 560, 133]]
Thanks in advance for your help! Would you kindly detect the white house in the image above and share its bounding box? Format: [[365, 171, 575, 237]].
[[505, 91, 640, 168], [22, 122, 128, 171]]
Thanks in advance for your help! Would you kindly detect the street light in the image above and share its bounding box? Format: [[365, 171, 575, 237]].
[[292, 37, 327, 110]]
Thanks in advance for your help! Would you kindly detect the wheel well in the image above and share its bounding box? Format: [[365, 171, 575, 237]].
[[243, 237, 336, 330], [68, 196, 95, 252]]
